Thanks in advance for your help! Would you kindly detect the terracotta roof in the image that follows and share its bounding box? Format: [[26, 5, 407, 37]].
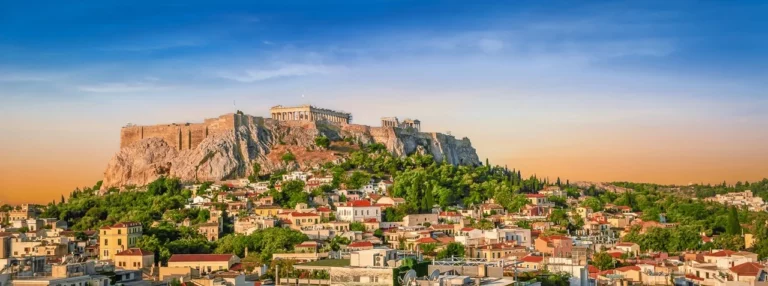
[[706, 250, 736, 257], [521, 255, 544, 263], [116, 248, 154, 256], [348, 241, 373, 248], [364, 218, 378, 223], [526, 194, 546, 198], [460, 227, 476, 232], [340, 200, 373, 207], [229, 263, 243, 271], [316, 207, 332, 212], [730, 262, 764, 276], [439, 212, 461, 216], [435, 236, 455, 244], [290, 212, 319, 217], [168, 254, 235, 262], [685, 274, 704, 281], [416, 237, 438, 244], [587, 265, 599, 273], [615, 266, 641, 272]]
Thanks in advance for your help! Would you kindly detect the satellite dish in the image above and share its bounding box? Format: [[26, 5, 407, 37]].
[[399, 270, 417, 286], [429, 269, 440, 281]]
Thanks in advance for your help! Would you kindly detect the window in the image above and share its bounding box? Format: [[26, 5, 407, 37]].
[[104, 239, 108, 246], [118, 229, 121, 235], [118, 239, 122, 246]]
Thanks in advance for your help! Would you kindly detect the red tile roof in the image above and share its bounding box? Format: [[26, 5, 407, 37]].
[[730, 262, 764, 276], [340, 200, 373, 207], [416, 237, 438, 244], [168, 254, 235, 262], [526, 194, 546, 198], [706, 250, 736, 257], [460, 227, 476, 232], [685, 274, 704, 281], [521, 255, 544, 263], [290, 212, 319, 217], [439, 212, 461, 216], [316, 207, 332, 212], [116, 248, 154, 256], [615, 266, 641, 272], [348, 241, 373, 248]]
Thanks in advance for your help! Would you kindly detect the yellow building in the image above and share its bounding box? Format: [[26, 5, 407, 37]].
[[254, 205, 281, 217], [99, 222, 143, 260], [115, 248, 155, 270]]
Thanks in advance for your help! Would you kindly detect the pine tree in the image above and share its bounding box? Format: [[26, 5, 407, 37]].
[[60, 195, 65, 205], [556, 177, 561, 187], [727, 207, 742, 235]]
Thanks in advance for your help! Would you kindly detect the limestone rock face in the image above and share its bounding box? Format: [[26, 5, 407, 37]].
[[101, 115, 480, 189]]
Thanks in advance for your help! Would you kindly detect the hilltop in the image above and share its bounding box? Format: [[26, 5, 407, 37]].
[[102, 112, 480, 189]]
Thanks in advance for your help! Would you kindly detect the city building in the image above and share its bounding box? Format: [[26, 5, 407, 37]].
[[99, 222, 142, 260]]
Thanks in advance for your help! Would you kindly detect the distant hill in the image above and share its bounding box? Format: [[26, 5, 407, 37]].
[[102, 113, 480, 189]]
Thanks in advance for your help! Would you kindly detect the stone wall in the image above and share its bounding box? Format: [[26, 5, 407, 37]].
[[120, 114, 241, 150]]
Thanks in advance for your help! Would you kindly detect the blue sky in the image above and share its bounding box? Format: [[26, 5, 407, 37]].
[[1, 1, 768, 200]]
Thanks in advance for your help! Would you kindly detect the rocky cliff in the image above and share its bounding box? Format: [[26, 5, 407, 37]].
[[102, 114, 480, 189]]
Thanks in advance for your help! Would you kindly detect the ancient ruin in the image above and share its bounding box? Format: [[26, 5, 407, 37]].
[[381, 117, 421, 131], [270, 105, 352, 124]]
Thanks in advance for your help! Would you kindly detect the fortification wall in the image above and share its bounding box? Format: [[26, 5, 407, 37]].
[[120, 114, 242, 150]]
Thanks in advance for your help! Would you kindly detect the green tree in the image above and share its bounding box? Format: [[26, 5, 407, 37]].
[[281, 151, 296, 162], [581, 197, 604, 212], [726, 207, 742, 235], [436, 242, 465, 259], [349, 222, 366, 232], [592, 252, 615, 270], [314, 136, 331, 149]]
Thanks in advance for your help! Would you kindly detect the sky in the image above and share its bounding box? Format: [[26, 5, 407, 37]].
[[1, 0, 767, 204]]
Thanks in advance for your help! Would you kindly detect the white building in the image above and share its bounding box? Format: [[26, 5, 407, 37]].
[[335, 200, 381, 222], [283, 171, 309, 182]]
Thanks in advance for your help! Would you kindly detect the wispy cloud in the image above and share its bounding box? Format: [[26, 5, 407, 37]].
[[77, 82, 172, 93], [217, 64, 341, 82], [105, 39, 204, 52], [0, 72, 59, 82]]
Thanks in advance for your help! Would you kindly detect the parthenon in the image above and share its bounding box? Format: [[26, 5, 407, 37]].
[[270, 105, 352, 124]]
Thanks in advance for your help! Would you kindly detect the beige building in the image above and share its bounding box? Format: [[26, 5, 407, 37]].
[[167, 254, 241, 273], [197, 222, 220, 241], [115, 248, 155, 270], [99, 222, 143, 260], [403, 214, 438, 227]]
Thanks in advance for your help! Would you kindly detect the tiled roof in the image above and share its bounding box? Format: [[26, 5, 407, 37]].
[[116, 248, 154, 256], [416, 237, 438, 244], [615, 266, 641, 272], [730, 262, 764, 276], [525, 194, 546, 198], [168, 254, 234, 262], [316, 207, 332, 212], [706, 250, 736, 257], [460, 227, 476, 232], [290, 212, 319, 217], [521, 255, 544, 263], [340, 200, 373, 207], [101, 222, 141, 229], [348, 241, 373, 248]]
